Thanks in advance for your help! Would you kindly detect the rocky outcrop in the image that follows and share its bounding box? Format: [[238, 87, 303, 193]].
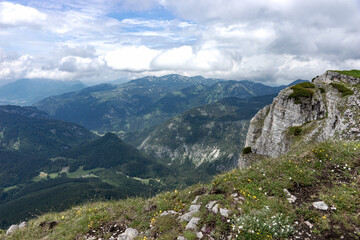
[[243, 70, 360, 158], [6, 222, 26, 235]]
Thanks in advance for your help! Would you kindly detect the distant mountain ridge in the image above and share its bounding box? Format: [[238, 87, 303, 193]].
[[34, 75, 304, 133], [0, 79, 86, 106], [137, 95, 276, 173]]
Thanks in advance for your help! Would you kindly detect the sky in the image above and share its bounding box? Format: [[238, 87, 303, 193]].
[[0, 0, 360, 86]]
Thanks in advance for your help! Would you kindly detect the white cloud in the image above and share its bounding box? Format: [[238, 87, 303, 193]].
[[0, 2, 47, 27], [59, 56, 105, 73], [1, 0, 360, 85], [25, 68, 75, 80], [105, 46, 160, 72], [152, 45, 233, 71], [0, 55, 32, 79]]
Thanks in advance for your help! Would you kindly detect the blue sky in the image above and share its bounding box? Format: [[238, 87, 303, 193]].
[[0, 0, 360, 86]]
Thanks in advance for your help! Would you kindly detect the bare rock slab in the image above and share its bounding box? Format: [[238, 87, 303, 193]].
[[220, 208, 231, 217], [189, 204, 201, 212], [185, 217, 201, 230], [117, 228, 138, 240], [205, 201, 217, 210]]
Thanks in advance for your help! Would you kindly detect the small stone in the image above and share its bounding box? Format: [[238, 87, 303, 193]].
[[177, 236, 186, 240], [205, 201, 217, 210], [6, 224, 19, 235], [18, 222, 27, 229], [330, 205, 337, 211], [185, 217, 200, 230], [313, 201, 329, 210], [238, 196, 245, 201], [212, 204, 219, 214], [284, 189, 297, 203], [189, 204, 201, 212], [117, 228, 139, 240], [231, 193, 238, 198], [179, 211, 195, 222], [220, 208, 231, 217], [287, 195, 297, 204], [196, 231, 203, 238], [161, 210, 178, 216], [304, 221, 313, 229], [284, 189, 291, 196], [192, 196, 200, 204]]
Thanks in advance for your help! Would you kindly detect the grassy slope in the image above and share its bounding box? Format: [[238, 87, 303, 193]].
[[1, 140, 359, 239], [334, 70, 360, 78]]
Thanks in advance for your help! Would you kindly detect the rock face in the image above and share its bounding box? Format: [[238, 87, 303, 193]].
[[243, 70, 360, 158]]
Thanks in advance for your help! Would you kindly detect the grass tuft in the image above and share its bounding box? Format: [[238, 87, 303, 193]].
[[330, 83, 354, 97], [288, 82, 315, 104], [288, 126, 302, 136]]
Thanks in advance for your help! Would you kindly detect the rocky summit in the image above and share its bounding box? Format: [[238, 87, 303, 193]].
[[244, 70, 360, 158]]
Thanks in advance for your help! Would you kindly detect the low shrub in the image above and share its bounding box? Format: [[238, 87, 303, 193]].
[[319, 87, 325, 93], [289, 84, 314, 104], [288, 126, 302, 136], [242, 147, 252, 154], [330, 83, 354, 97]]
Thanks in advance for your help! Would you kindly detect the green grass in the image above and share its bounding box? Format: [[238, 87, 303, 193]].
[[2, 141, 359, 240], [330, 83, 354, 97], [334, 70, 360, 78], [288, 126, 302, 136], [289, 82, 315, 104], [65, 166, 104, 178]]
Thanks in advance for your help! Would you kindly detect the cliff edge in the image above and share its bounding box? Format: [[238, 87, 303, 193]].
[[243, 70, 360, 159]]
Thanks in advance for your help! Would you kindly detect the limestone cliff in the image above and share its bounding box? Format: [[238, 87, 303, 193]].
[[243, 70, 360, 158]]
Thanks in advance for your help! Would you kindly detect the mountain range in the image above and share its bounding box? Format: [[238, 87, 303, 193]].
[[34, 75, 302, 133], [0, 79, 86, 106]]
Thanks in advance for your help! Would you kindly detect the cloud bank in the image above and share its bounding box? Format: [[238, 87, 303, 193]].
[[0, 0, 359, 85]]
